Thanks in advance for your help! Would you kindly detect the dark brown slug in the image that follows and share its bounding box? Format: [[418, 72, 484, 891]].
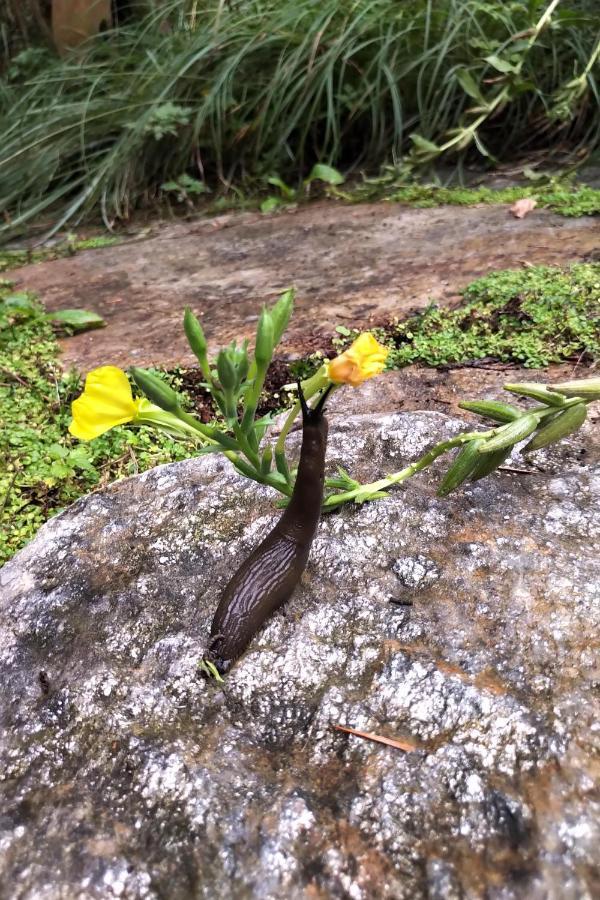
[[202, 384, 332, 676]]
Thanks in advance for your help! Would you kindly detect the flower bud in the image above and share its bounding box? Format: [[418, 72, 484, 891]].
[[130, 367, 180, 413], [548, 378, 600, 400], [255, 308, 274, 366], [469, 447, 512, 482], [478, 413, 538, 453], [459, 400, 521, 423], [504, 383, 566, 407], [216, 350, 237, 392], [437, 439, 484, 496], [183, 308, 208, 364], [271, 289, 294, 345], [523, 403, 587, 452]]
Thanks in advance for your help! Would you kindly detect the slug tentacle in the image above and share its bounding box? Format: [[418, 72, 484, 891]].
[[201, 384, 331, 677]]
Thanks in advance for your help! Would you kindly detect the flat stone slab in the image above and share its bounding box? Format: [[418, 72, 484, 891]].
[[1, 409, 598, 898], [11, 202, 600, 371]]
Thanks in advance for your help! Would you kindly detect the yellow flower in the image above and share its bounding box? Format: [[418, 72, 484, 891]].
[[326, 333, 389, 387], [69, 365, 205, 442], [69, 366, 144, 440]]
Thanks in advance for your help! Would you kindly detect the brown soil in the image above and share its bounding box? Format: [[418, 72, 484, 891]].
[[9, 200, 599, 373]]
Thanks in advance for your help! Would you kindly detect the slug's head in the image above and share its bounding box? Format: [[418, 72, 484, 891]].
[[298, 382, 333, 428]]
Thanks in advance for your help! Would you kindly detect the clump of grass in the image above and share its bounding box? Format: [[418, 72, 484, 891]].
[[1, 0, 598, 240], [383, 263, 600, 368]]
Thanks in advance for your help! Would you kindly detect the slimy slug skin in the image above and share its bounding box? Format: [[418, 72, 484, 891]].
[[203, 385, 331, 676]]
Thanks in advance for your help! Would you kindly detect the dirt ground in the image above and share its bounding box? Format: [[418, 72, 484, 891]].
[[10, 200, 599, 372]]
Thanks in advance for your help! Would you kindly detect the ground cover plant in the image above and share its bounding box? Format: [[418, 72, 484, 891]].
[[1, 261, 598, 565], [1, 0, 598, 240]]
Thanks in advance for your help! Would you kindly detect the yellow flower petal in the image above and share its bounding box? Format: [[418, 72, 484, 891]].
[[69, 366, 139, 440], [326, 333, 389, 386]]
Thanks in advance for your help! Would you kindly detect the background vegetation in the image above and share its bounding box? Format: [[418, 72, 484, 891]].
[[1, 0, 599, 241]]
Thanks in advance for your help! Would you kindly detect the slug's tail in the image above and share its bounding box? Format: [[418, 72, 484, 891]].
[[298, 382, 333, 423]]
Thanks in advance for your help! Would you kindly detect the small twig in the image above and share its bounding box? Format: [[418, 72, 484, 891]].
[[498, 466, 547, 475], [332, 724, 420, 753], [128, 444, 139, 475], [0, 366, 30, 389]]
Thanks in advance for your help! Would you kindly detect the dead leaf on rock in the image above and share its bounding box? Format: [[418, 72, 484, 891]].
[[510, 198, 537, 219], [333, 723, 420, 752]]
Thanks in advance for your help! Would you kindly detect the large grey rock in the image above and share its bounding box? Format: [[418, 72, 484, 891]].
[[1, 411, 599, 899]]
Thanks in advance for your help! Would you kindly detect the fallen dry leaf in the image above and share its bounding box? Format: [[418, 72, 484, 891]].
[[333, 723, 420, 752], [510, 198, 537, 219]]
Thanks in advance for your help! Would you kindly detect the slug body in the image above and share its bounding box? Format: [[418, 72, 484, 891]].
[[204, 386, 331, 675]]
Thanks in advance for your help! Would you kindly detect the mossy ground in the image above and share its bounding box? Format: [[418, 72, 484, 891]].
[[1, 261, 599, 565]]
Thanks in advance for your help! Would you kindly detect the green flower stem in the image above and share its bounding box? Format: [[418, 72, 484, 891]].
[[322, 429, 492, 510], [233, 422, 261, 469], [224, 451, 292, 496], [321, 394, 592, 510], [175, 409, 238, 451], [241, 361, 270, 433]]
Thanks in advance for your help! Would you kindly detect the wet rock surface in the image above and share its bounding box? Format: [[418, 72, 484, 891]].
[[11, 201, 600, 371], [1, 410, 599, 899]]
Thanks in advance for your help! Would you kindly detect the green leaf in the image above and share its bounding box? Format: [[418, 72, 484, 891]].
[[49, 309, 105, 332], [335, 325, 352, 336], [484, 54, 518, 75], [267, 176, 296, 199], [455, 68, 483, 101], [306, 163, 344, 185], [409, 133, 441, 154], [50, 460, 72, 478], [2, 292, 38, 314], [260, 196, 282, 214], [47, 443, 69, 460]]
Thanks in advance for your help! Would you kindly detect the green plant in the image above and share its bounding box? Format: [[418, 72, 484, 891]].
[[378, 263, 600, 368], [70, 289, 599, 515], [261, 164, 345, 213], [0, 235, 119, 273], [0, 284, 199, 565], [341, 178, 600, 217], [1, 0, 598, 240]]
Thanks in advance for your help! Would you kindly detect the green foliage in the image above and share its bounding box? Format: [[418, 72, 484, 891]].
[[345, 177, 600, 216], [1, 0, 598, 240], [0, 235, 119, 273], [383, 263, 600, 368], [0, 286, 199, 565]]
